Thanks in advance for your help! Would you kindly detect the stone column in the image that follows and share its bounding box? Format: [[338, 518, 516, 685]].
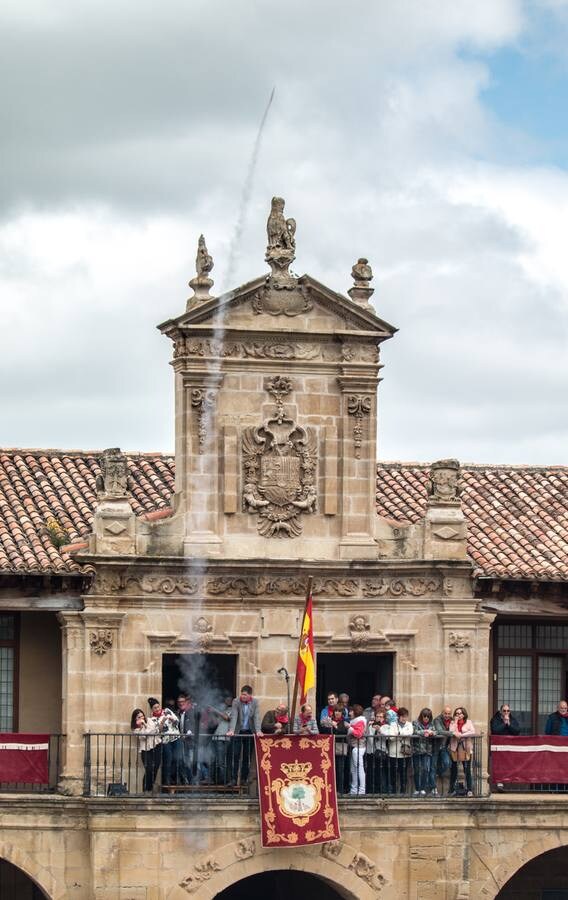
[[338, 376, 378, 559], [56, 611, 86, 795]]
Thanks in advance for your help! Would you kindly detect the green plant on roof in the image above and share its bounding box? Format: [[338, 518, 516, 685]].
[[45, 516, 70, 550]]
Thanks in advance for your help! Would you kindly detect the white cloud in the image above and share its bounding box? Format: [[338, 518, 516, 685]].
[[0, 0, 567, 464]]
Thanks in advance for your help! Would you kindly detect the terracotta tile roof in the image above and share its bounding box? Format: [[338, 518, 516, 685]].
[[0, 450, 174, 575], [0, 450, 566, 581], [376, 462, 568, 582]]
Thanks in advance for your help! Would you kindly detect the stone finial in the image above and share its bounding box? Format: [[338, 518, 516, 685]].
[[188, 234, 214, 306], [348, 257, 375, 308], [91, 448, 136, 555], [96, 448, 129, 499], [427, 458, 461, 505], [265, 196, 296, 285]]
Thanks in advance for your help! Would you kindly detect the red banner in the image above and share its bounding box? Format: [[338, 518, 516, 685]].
[[491, 736, 568, 783], [0, 733, 49, 784], [255, 734, 340, 848]]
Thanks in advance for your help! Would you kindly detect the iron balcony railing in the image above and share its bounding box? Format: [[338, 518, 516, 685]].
[[0, 734, 64, 793], [83, 733, 485, 798]]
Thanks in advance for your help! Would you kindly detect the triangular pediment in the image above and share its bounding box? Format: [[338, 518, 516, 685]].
[[158, 273, 397, 340]]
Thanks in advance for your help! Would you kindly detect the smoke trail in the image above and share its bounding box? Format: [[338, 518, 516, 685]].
[[223, 87, 276, 289]]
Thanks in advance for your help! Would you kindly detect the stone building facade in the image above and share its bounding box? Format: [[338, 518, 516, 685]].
[[0, 199, 567, 899]]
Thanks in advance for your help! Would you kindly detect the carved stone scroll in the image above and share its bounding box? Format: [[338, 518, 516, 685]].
[[347, 395, 372, 459], [191, 388, 216, 454]]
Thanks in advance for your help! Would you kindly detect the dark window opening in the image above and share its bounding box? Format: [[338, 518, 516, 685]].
[[316, 652, 394, 712], [161, 653, 237, 709], [0, 613, 19, 732]]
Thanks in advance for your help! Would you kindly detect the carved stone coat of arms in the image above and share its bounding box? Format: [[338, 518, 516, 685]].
[[242, 376, 317, 538]]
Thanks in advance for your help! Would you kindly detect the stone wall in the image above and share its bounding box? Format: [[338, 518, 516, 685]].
[[2, 797, 568, 899]]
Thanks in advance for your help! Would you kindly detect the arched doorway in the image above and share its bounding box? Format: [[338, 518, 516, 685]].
[[215, 870, 352, 900], [0, 859, 49, 899], [495, 845, 568, 899]]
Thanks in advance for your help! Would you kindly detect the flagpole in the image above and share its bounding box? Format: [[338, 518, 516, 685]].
[[290, 575, 313, 729]]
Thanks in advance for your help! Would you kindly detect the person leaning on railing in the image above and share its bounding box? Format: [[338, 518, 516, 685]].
[[412, 708, 435, 796], [545, 700, 568, 735], [131, 708, 161, 793], [448, 707, 475, 797], [293, 703, 319, 735], [490, 704, 521, 736]]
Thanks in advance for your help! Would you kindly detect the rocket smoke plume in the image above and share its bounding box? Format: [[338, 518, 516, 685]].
[[223, 87, 275, 289]]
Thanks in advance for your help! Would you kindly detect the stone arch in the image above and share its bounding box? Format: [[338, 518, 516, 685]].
[[474, 831, 568, 899], [0, 843, 57, 900], [168, 837, 385, 899], [493, 843, 568, 898]]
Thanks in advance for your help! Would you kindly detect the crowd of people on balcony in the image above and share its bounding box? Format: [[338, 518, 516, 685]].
[[129, 686, 484, 797], [130, 688, 568, 796]]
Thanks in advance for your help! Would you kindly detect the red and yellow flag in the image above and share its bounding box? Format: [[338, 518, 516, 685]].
[[295, 591, 315, 705]]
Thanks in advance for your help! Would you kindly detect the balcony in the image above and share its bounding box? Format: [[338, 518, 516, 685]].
[[82, 733, 486, 799]]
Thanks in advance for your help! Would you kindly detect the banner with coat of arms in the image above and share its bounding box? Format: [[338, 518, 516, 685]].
[[255, 734, 340, 848]]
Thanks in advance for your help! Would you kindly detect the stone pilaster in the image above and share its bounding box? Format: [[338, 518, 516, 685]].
[[56, 611, 86, 796], [338, 375, 379, 559]]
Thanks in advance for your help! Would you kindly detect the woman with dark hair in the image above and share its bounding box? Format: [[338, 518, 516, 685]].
[[412, 708, 435, 796], [131, 708, 161, 793], [448, 706, 476, 797]]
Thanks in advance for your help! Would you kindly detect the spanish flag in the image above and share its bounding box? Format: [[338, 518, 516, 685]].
[[295, 590, 315, 705]]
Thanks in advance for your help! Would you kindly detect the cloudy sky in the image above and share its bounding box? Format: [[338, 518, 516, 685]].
[[1, 0, 567, 464]]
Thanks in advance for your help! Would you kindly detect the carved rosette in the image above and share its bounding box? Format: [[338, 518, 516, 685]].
[[347, 395, 372, 458], [191, 388, 216, 454], [89, 629, 113, 656], [449, 631, 471, 654], [242, 375, 317, 538]]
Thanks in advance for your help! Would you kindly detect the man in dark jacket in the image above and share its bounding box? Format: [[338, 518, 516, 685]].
[[227, 685, 262, 785], [490, 704, 521, 736], [545, 700, 568, 735]]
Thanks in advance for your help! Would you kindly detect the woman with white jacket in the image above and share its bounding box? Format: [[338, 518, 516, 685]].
[[347, 704, 367, 795], [380, 706, 413, 794]]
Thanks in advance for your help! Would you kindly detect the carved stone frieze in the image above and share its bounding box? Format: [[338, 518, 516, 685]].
[[348, 851, 386, 893], [243, 375, 317, 537], [252, 282, 313, 317], [91, 572, 443, 600], [341, 343, 379, 363], [449, 631, 471, 653], [89, 629, 113, 656], [191, 388, 216, 454], [362, 577, 441, 597], [347, 395, 372, 458], [136, 575, 199, 595], [174, 337, 332, 361]]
